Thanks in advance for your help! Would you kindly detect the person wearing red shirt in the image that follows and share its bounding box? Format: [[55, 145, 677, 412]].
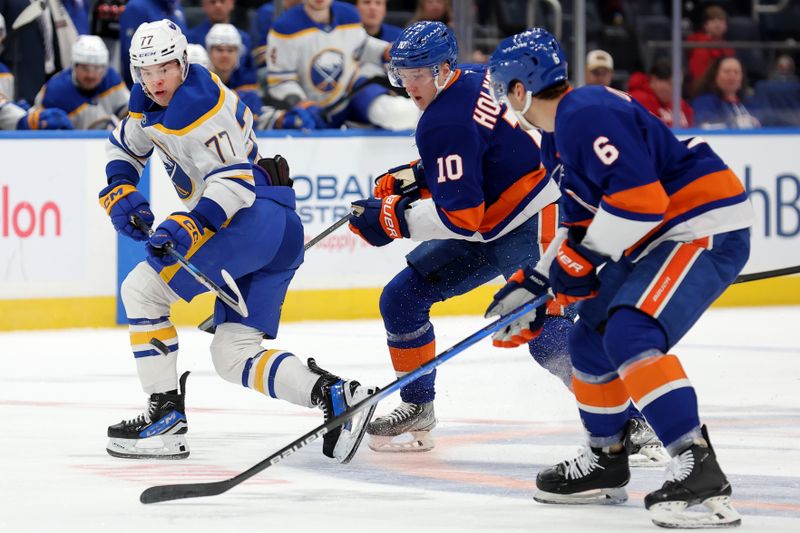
[[686, 5, 734, 84], [628, 58, 693, 127]]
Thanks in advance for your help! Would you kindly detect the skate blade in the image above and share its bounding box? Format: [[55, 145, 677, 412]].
[[333, 386, 379, 464], [649, 496, 742, 529], [533, 486, 628, 505], [106, 434, 190, 460], [367, 430, 435, 453], [628, 446, 670, 468]]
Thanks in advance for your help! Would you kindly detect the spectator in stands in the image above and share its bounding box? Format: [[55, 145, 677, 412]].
[[119, 1, 187, 87], [686, 4, 734, 86], [692, 56, 760, 129], [585, 49, 614, 87], [752, 54, 800, 127], [35, 35, 129, 129], [628, 58, 693, 128], [250, 0, 302, 75], [357, 0, 403, 42], [410, 0, 451, 26]]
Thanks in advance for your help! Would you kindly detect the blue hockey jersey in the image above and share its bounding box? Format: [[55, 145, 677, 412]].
[[405, 65, 560, 242], [553, 85, 754, 261], [35, 67, 129, 129]]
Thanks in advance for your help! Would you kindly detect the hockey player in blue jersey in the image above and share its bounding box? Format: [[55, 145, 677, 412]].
[[487, 28, 751, 528], [35, 35, 129, 130], [346, 21, 574, 452], [100, 19, 377, 463]]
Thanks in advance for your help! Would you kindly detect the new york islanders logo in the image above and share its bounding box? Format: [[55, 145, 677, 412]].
[[309, 49, 345, 93]]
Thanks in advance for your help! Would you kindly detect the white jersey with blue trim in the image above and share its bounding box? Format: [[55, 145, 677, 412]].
[[106, 64, 261, 220], [0, 94, 26, 130], [35, 67, 129, 130], [0, 63, 14, 101], [266, 1, 388, 106]]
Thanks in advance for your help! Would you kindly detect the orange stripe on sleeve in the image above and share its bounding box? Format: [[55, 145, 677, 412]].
[[441, 203, 485, 233], [572, 375, 630, 410], [538, 202, 558, 251], [389, 341, 436, 373], [603, 181, 670, 216], [479, 168, 548, 233], [619, 354, 688, 405]]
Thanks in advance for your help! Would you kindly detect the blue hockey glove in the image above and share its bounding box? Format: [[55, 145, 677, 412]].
[[485, 265, 551, 348], [281, 106, 320, 130], [348, 195, 411, 247], [146, 213, 204, 268], [295, 101, 328, 129], [98, 180, 154, 241], [373, 159, 428, 200], [549, 228, 606, 306], [18, 108, 73, 130]]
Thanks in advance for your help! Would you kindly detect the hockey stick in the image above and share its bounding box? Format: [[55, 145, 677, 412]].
[[139, 294, 551, 504], [196, 206, 365, 333], [321, 75, 399, 123], [131, 215, 249, 318], [733, 264, 800, 284]]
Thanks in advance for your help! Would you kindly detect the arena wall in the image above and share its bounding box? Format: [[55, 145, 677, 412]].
[[1, 129, 798, 330]]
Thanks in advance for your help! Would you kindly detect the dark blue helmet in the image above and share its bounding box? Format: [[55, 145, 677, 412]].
[[488, 28, 568, 102], [388, 21, 458, 87]]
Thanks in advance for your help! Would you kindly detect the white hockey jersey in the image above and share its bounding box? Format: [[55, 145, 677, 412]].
[[266, 1, 388, 108], [106, 64, 261, 229]]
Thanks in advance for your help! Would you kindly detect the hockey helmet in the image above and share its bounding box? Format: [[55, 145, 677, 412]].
[[186, 43, 211, 70], [388, 21, 458, 88], [129, 19, 189, 94], [205, 23, 243, 68], [488, 27, 568, 103]]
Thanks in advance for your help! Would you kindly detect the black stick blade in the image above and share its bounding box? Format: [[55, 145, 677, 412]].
[[140, 480, 233, 504]]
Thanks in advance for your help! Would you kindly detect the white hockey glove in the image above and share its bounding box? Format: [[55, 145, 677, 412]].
[[485, 266, 551, 348]]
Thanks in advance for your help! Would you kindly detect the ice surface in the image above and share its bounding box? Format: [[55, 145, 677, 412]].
[[1, 307, 798, 532]]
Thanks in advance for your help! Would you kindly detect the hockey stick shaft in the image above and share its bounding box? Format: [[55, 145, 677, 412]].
[[197, 207, 364, 333], [140, 294, 550, 504], [733, 264, 800, 284], [131, 215, 249, 317]]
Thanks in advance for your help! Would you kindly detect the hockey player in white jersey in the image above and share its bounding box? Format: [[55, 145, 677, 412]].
[[100, 19, 377, 462], [266, 0, 419, 130], [35, 35, 130, 130]]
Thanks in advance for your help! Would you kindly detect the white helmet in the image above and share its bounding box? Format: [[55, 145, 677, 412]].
[[186, 43, 211, 69], [73, 35, 109, 66], [205, 23, 242, 66], [129, 19, 189, 94]]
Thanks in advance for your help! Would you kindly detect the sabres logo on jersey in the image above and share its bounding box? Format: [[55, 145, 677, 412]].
[[154, 140, 194, 200], [310, 49, 345, 92]]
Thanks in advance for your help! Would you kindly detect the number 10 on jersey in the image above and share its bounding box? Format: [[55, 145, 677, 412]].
[[436, 154, 463, 183]]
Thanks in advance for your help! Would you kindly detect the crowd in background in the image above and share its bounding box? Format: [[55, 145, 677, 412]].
[[0, 0, 798, 131]]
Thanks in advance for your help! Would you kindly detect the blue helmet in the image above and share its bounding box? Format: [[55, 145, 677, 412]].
[[488, 28, 568, 102], [388, 21, 458, 87]]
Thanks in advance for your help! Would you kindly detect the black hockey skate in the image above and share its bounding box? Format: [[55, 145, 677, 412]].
[[106, 371, 190, 459], [645, 426, 741, 528], [308, 358, 378, 464], [624, 417, 670, 467], [534, 445, 630, 505], [366, 401, 437, 452]]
